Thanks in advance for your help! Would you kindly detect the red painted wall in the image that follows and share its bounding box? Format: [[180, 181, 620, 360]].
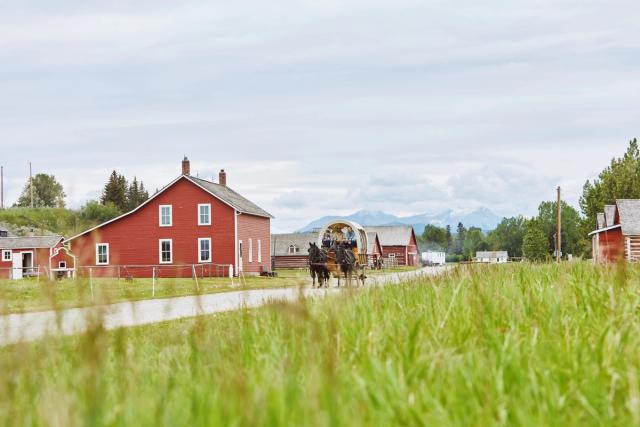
[[71, 177, 237, 278], [237, 213, 271, 274], [0, 243, 65, 279], [594, 228, 624, 263]]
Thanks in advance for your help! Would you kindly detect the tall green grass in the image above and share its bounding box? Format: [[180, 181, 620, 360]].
[[1, 262, 639, 426]]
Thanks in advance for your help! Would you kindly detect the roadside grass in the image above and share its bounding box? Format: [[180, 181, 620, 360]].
[[2, 261, 640, 426], [0, 270, 308, 314], [0, 266, 411, 315]]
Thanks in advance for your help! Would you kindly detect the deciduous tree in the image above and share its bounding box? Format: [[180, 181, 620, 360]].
[[14, 174, 66, 208]]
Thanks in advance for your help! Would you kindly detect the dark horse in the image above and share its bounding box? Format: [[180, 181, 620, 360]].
[[335, 242, 362, 286], [308, 243, 330, 288]]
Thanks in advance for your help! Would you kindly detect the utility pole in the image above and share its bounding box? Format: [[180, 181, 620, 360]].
[[29, 162, 34, 208], [0, 166, 4, 209], [556, 186, 562, 263]]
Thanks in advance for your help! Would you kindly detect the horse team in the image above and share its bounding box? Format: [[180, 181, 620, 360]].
[[308, 242, 366, 288]]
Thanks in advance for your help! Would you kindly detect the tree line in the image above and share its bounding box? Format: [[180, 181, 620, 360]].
[[10, 170, 149, 223], [419, 138, 639, 261]]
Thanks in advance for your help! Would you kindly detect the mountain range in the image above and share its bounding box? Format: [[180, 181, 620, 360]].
[[297, 208, 504, 233]]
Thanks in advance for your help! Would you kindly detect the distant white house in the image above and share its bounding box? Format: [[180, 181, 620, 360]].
[[475, 251, 508, 263], [422, 251, 446, 266]]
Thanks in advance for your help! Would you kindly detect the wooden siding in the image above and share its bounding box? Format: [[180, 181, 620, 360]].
[[237, 213, 271, 274], [71, 178, 237, 277], [274, 255, 309, 269], [624, 235, 640, 262], [592, 228, 624, 263]]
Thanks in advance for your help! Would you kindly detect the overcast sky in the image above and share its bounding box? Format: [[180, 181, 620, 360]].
[[1, 0, 638, 232]]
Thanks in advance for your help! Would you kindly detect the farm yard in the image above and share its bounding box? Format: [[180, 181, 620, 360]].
[[1, 262, 640, 426]]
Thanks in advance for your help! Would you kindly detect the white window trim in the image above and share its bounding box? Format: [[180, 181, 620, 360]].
[[198, 238, 212, 263], [249, 238, 253, 263], [198, 203, 211, 226], [258, 240, 262, 263], [2, 250, 11, 262], [159, 239, 173, 264], [96, 243, 109, 265], [159, 205, 173, 227], [59, 261, 67, 269]]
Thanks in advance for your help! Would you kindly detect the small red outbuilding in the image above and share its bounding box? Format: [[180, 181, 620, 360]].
[[590, 200, 640, 263]]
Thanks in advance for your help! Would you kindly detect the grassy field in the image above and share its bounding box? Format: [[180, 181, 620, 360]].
[[0, 269, 311, 314], [2, 261, 640, 426]]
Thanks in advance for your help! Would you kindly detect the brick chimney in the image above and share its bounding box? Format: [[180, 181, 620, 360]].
[[181, 156, 190, 175], [219, 169, 227, 186]]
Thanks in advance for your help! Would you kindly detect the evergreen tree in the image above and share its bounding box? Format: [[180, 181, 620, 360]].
[[454, 222, 466, 255], [101, 171, 128, 211], [127, 177, 140, 210], [445, 225, 452, 252]]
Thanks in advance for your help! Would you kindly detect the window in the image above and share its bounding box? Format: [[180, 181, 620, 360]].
[[159, 205, 172, 227], [258, 240, 262, 263], [288, 245, 299, 254], [198, 238, 211, 263], [198, 204, 211, 226], [249, 239, 253, 263], [96, 244, 109, 265], [159, 239, 173, 264], [2, 250, 11, 262], [59, 261, 67, 269], [388, 253, 396, 259]]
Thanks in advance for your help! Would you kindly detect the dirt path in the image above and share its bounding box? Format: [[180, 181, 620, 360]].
[[0, 266, 445, 346]]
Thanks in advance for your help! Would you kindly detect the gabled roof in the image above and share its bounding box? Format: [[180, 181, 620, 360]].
[[616, 199, 640, 236], [271, 232, 316, 256], [366, 232, 381, 254], [476, 251, 508, 259], [187, 176, 272, 218], [0, 236, 63, 249], [365, 226, 415, 246], [69, 174, 272, 241], [604, 205, 617, 227]]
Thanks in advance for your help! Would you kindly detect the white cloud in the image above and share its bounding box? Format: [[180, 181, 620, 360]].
[[0, 0, 638, 231]]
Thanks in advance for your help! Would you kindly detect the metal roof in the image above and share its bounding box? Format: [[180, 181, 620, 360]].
[[188, 176, 273, 218], [0, 236, 63, 249], [366, 232, 381, 254], [604, 205, 616, 227], [271, 232, 316, 256], [596, 213, 606, 230], [69, 174, 273, 241], [616, 199, 640, 236], [365, 226, 415, 246], [475, 251, 509, 259]]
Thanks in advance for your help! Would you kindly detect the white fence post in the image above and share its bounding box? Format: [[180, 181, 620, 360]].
[[152, 267, 156, 297], [89, 268, 94, 301]]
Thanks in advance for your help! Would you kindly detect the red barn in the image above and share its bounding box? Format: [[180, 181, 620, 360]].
[[0, 235, 76, 280], [365, 226, 419, 266], [68, 158, 272, 277], [590, 200, 640, 263]]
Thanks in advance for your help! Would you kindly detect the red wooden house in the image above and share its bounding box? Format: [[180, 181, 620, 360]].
[[0, 235, 76, 280], [365, 226, 419, 266], [590, 200, 640, 263], [68, 158, 272, 277]]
